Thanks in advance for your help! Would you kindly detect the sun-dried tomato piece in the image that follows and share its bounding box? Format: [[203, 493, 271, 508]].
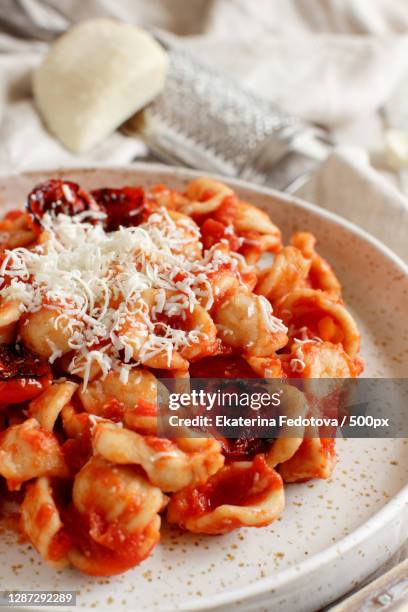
[[221, 435, 273, 461], [0, 344, 51, 404], [0, 344, 49, 380], [91, 186, 157, 231], [27, 179, 100, 222]]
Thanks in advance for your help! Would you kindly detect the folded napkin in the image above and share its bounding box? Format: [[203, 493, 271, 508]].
[[296, 147, 408, 262]]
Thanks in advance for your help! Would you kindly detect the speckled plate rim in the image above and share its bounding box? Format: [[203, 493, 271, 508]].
[[1, 163, 407, 611]]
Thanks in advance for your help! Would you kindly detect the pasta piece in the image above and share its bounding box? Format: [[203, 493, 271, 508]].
[[72, 456, 166, 535], [60, 405, 95, 471], [278, 436, 336, 482], [167, 455, 284, 534], [0, 300, 23, 325], [244, 355, 283, 378], [291, 232, 342, 296], [92, 421, 224, 492], [19, 307, 74, 360], [266, 384, 308, 468], [211, 197, 282, 263], [67, 456, 166, 575], [114, 291, 188, 371], [210, 242, 258, 290], [0, 300, 23, 343], [78, 368, 158, 434], [0, 418, 68, 489], [183, 179, 281, 262], [214, 286, 288, 356], [117, 296, 217, 371], [276, 288, 360, 356], [255, 246, 311, 304], [61, 404, 93, 439], [29, 381, 78, 431], [147, 184, 189, 210], [178, 305, 218, 361], [0, 213, 37, 249], [21, 477, 70, 569], [208, 270, 240, 308], [164, 210, 202, 261], [183, 178, 234, 216], [281, 340, 363, 379], [78, 368, 156, 414]]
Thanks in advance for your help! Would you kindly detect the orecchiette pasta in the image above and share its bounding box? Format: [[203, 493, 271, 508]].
[[182, 178, 234, 216], [214, 286, 288, 356], [265, 385, 308, 468], [167, 455, 284, 534], [0, 212, 37, 248], [0, 418, 68, 489], [21, 477, 69, 569], [179, 178, 282, 263], [291, 232, 342, 296], [275, 288, 360, 356], [29, 381, 78, 431], [280, 340, 363, 379], [256, 246, 311, 304], [67, 456, 167, 575], [278, 436, 336, 482], [19, 307, 74, 359], [0, 300, 23, 343], [92, 421, 224, 492], [0, 176, 363, 576]]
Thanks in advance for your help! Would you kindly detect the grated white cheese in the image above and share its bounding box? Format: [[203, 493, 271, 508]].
[[290, 357, 306, 373], [46, 339, 63, 364], [1, 207, 275, 387], [257, 295, 288, 334], [290, 337, 312, 373]]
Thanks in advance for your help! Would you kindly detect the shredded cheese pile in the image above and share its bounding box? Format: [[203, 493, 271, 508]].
[[0, 208, 287, 385]]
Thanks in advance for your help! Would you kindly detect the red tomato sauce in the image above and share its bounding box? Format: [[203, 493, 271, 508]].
[[48, 529, 72, 561], [4, 210, 24, 221], [61, 506, 159, 576], [144, 436, 174, 452], [133, 400, 157, 417], [200, 219, 241, 251], [35, 503, 54, 530], [100, 398, 125, 421], [178, 455, 281, 518], [62, 438, 91, 472]]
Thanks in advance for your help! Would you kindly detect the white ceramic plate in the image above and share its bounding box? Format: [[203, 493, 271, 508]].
[[0, 164, 407, 612]]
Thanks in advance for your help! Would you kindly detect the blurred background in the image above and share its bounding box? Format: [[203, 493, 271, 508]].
[[1, 0, 408, 262]]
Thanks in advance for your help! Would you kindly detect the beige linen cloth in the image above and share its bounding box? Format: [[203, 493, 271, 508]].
[[0, 0, 407, 605]]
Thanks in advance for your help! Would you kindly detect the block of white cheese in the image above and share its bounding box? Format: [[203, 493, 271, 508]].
[[385, 129, 408, 170], [33, 19, 168, 152]]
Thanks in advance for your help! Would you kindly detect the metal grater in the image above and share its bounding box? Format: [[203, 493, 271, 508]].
[[123, 38, 332, 192]]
